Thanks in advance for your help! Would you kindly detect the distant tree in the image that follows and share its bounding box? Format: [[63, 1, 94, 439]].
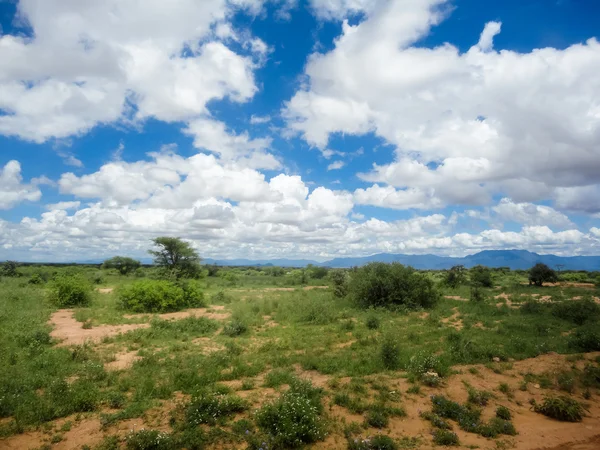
[[206, 265, 220, 277], [149, 237, 201, 279], [102, 256, 141, 275], [470, 265, 493, 288], [529, 263, 558, 287], [307, 264, 329, 280], [445, 265, 467, 288], [0, 261, 20, 277]]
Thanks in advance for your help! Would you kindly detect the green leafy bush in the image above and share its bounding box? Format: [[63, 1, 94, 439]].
[[380, 335, 401, 370], [470, 286, 486, 302], [365, 408, 389, 429], [366, 315, 380, 330], [347, 434, 398, 450], [432, 429, 459, 446], [330, 270, 350, 298], [521, 300, 547, 315], [125, 429, 173, 450], [467, 387, 492, 406], [118, 279, 204, 313], [533, 396, 585, 422], [222, 319, 248, 337], [470, 265, 493, 288], [48, 274, 92, 307], [348, 263, 439, 310], [552, 299, 600, 325], [568, 326, 600, 351], [255, 380, 325, 448], [496, 406, 511, 420], [185, 392, 248, 425]]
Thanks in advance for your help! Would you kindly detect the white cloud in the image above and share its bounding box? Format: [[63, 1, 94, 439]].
[[0, 160, 42, 209], [327, 161, 345, 170], [354, 184, 443, 210], [0, 0, 266, 142], [250, 115, 271, 124], [45, 201, 81, 211], [284, 0, 600, 211], [492, 198, 574, 229], [308, 0, 377, 19]]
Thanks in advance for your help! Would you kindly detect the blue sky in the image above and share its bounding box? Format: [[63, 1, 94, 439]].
[[1, 0, 600, 261]]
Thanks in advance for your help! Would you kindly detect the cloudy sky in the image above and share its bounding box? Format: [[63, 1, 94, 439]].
[[1, 0, 600, 262]]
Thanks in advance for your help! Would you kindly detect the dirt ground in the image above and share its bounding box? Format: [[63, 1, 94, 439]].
[[3, 351, 599, 450]]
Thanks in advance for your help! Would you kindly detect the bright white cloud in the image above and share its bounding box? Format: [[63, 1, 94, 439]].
[[284, 0, 600, 211], [492, 198, 574, 229], [0, 0, 266, 142], [327, 161, 345, 171], [0, 160, 42, 210]]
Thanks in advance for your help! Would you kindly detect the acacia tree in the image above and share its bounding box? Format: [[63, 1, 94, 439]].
[[470, 265, 493, 288], [149, 237, 201, 279], [102, 256, 141, 275], [529, 263, 558, 286], [445, 265, 467, 288]]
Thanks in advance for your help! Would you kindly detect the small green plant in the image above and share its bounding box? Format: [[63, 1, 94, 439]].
[[82, 319, 93, 329], [406, 385, 421, 395], [420, 411, 452, 430], [498, 383, 511, 396], [495, 406, 511, 420], [348, 434, 398, 450], [432, 429, 459, 446], [366, 315, 380, 330], [470, 286, 485, 303], [222, 319, 248, 337], [125, 429, 173, 449], [365, 408, 389, 429], [556, 371, 576, 393], [48, 274, 92, 307], [185, 392, 248, 425], [533, 396, 585, 422], [467, 387, 493, 406], [380, 336, 400, 370]]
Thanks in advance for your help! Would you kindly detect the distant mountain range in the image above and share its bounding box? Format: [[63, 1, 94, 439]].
[[69, 250, 600, 270], [204, 250, 600, 271]]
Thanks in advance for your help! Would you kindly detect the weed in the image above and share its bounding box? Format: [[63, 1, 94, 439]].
[[406, 385, 421, 395], [568, 326, 600, 351], [467, 386, 493, 406], [496, 406, 511, 420], [366, 316, 381, 330], [185, 392, 248, 425], [556, 371, 576, 393], [264, 369, 296, 388], [348, 434, 398, 450], [432, 429, 459, 446], [380, 335, 401, 370], [533, 396, 585, 422], [420, 411, 452, 430], [222, 319, 248, 337], [125, 429, 173, 449]]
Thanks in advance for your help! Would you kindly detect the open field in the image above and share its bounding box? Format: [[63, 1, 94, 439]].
[[1, 265, 600, 449]]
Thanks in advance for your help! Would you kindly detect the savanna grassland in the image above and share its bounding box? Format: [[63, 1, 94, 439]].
[[1, 262, 600, 450]]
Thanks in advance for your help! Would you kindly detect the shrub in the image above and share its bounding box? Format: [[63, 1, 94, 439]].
[[28, 273, 44, 285], [255, 380, 325, 448], [470, 265, 493, 288], [407, 351, 450, 379], [568, 326, 600, 351], [366, 315, 380, 330], [467, 387, 492, 406], [470, 286, 485, 303], [380, 336, 400, 370], [48, 274, 92, 307], [495, 406, 511, 420], [521, 300, 546, 315], [118, 280, 203, 313], [420, 411, 452, 430], [0, 261, 20, 277], [533, 396, 585, 422], [349, 263, 439, 310], [445, 265, 466, 289], [347, 434, 398, 450], [552, 299, 600, 325], [432, 429, 459, 446], [185, 392, 248, 425], [222, 319, 248, 337], [330, 270, 350, 298], [125, 429, 173, 450], [365, 408, 388, 429]]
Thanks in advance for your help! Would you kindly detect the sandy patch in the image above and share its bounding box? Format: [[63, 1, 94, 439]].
[[444, 295, 468, 301], [105, 351, 141, 371], [234, 285, 329, 292], [191, 337, 225, 355], [49, 310, 150, 346], [441, 308, 463, 330], [96, 287, 114, 294], [124, 305, 230, 321]]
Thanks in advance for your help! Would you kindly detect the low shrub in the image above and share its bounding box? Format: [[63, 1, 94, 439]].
[[467, 387, 493, 406], [521, 300, 547, 315], [568, 326, 600, 352], [119, 280, 203, 313], [380, 336, 400, 370], [365, 408, 388, 429], [533, 396, 585, 422], [432, 429, 459, 446], [496, 405, 511, 420], [420, 411, 452, 430], [48, 274, 92, 307], [185, 392, 248, 425], [552, 299, 600, 325], [470, 286, 485, 303], [349, 263, 439, 310], [366, 315, 380, 330], [347, 434, 398, 450], [222, 319, 248, 337], [125, 429, 173, 450], [255, 379, 325, 448], [407, 351, 450, 379]]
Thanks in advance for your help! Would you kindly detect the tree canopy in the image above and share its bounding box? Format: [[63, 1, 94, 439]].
[[529, 263, 558, 286], [102, 256, 141, 275], [445, 265, 467, 288], [470, 265, 493, 288], [148, 237, 201, 279]]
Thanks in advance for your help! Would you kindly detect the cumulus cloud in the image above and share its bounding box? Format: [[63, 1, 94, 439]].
[[284, 0, 600, 211], [0, 0, 266, 142], [0, 160, 42, 209], [327, 161, 345, 170]]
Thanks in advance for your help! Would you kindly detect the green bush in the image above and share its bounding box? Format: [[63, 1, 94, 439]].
[[255, 380, 325, 448], [568, 326, 600, 351], [28, 273, 44, 285], [330, 270, 349, 298], [552, 299, 600, 325], [496, 406, 511, 420], [349, 263, 439, 310], [48, 274, 92, 307], [222, 319, 248, 337], [533, 396, 585, 422], [521, 300, 547, 314], [185, 392, 248, 425], [125, 429, 173, 450], [366, 315, 380, 330], [470, 265, 493, 288], [420, 411, 452, 430], [347, 434, 398, 450], [365, 408, 388, 429], [467, 387, 492, 406], [470, 286, 485, 302], [380, 335, 400, 370], [118, 279, 203, 313], [432, 429, 459, 446]]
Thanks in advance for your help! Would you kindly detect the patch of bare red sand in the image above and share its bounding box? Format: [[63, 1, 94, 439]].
[[104, 351, 141, 371], [123, 305, 230, 321], [49, 309, 149, 346]]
